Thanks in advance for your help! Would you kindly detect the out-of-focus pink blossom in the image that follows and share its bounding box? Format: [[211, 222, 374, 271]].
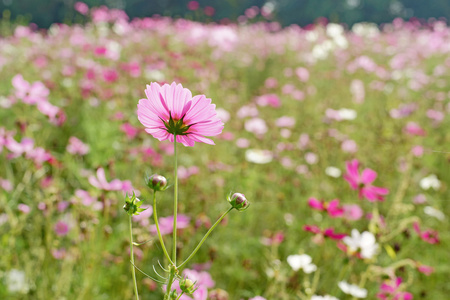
[[204, 6, 215, 17], [5, 137, 34, 158], [74, 2, 89, 15], [18, 203, 30, 214], [187, 1, 200, 11], [416, 263, 434, 276], [245, 118, 268, 136], [411, 145, 424, 157], [178, 166, 199, 180], [169, 269, 215, 300], [103, 69, 119, 83], [295, 67, 310, 82], [377, 277, 413, 300], [344, 159, 389, 202], [413, 222, 439, 244], [120, 123, 140, 139], [255, 94, 281, 108], [237, 105, 259, 118], [342, 204, 363, 221], [132, 205, 153, 227], [426, 109, 444, 123], [308, 198, 344, 218], [88, 168, 133, 193], [54, 221, 70, 236], [265, 77, 278, 88], [0, 178, 13, 191], [275, 116, 295, 127], [150, 215, 190, 235], [261, 231, 284, 246], [12, 74, 49, 105], [404, 122, 426, 136], [67, 137, 89, 155], [52, 248, 67, 260]]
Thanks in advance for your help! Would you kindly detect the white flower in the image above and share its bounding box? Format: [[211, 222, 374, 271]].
[[325, 166, 342, 178], [338, 281, 367, 298], [245, 149, 273, 164], [424, 206, 445, 221], [311, 295, 339, 300], [338, 108, 357, 120], [287, 254, 317, 274], [6, 269, 29, 294], [419, 174, 441, 190], [343, 229, 379, 259]]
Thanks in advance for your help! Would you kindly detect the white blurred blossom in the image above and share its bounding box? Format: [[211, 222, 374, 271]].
[[287, 254, 317, 274], [420, 174, 441, 190], [343, 229, 379, 259], [338, 281, 367, 298], [245, 149, 273, 164]]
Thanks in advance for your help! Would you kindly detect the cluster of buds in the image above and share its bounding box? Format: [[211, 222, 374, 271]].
[[228, 193, 250, 211], [123, 192, 146, 216]]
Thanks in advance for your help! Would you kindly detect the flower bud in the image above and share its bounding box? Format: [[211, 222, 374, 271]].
[[146, 174, 168, 192], [228, 193, 250, 211], [180, 278, 196, 294], [123, 192, 146, 216]]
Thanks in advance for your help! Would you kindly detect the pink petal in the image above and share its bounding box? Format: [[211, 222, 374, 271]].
[[361, 168, 377, 184]]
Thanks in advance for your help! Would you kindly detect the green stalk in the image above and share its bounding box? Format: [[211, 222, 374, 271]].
[[153, 192, 174, 265], [172, 134, 178, 265], [178, 207, 233, 269], [129, 215, 139, 300]]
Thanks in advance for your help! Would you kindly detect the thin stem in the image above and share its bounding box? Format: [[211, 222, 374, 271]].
[[178, 207, 233, 269], [164, 267, 176, 300], [129, 215, 139, 300], [172, 134, 178, 265], [153, 192, 174, 265], [176, 291, 185, 300]]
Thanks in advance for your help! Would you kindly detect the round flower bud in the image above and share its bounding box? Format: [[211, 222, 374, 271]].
[[146, 174, 168, 192], [180, 278, 196, 294], [228, 193, 250, 211]]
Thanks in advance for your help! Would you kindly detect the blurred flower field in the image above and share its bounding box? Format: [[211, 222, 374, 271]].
[[0, 4, 449, 300]]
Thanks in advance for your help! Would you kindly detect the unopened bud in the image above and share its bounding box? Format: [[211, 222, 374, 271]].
[[146, 174, 168, 192], [180, 278, 196, 294], [228, 193, 250, 211], [123, 192, 146, 216]]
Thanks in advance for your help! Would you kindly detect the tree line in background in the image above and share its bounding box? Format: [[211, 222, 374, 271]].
[[1, 0, 450, 29]]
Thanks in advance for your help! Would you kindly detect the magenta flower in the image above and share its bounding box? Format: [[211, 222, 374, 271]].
[[377, 277, 413, 300], [308, 198, 344, 218], [416, 263, 434, 276], [137, 82, 223, 147], [54, 221, 70, 236], [413, 222, 439, 244], [344, 159, 389, 202]]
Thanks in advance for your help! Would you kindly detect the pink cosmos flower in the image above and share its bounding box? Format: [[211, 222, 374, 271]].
[[54, 221, 70, 236], [12, 74, 49, 105], [344, 159, 389, 202], [66, 137, 89, 155], [18, 204, 30, 214], [377, 277, 413, 300], [342, 204, 364, 221], [255, 94, 281, 107], [169, 269, 214, 300], [303, 225, 346, 240], [308, 198, 344, 218], [413, 222, 439, 244], [416, 263, 434, 276], [150, 214, 190, 235], [403, 122, 426, 136], [120, 123, 140, 139], [0, 178, 13, 192], [88, 168, 133, 193], [137, 82, 223, 147], [74, 2, 89, 15]]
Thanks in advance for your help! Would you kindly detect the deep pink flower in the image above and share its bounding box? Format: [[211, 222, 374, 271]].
[[308, 198, 344, 218], [377, 277, 413, 300], [413, 222, 439, 244], [137, 82, 223, 147], [120, 123, 140, 139], [344, 159, 389, 202], [303, 225, 346, 240]]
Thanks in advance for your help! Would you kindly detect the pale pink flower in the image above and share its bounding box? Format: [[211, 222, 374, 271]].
[[66, 137, 89, 155], [18, 204, 30, 214], [150, 215, 190, 235], [275, 116, 296, 127], [343, 204, 364, 221], [120, 123, 140, 139], [344, 159, 389, 202], [137, 82, 223, 147], [0, 178, 13, 192], [295, 67, 310, 82], [88, 168, 133, 193], [52, 248, 67, 260], [411, 145, 424, 157], [74, 189, 96, 206], [264, 77, 278, 88], [236, 138, 250, 148], [26, 147, 52, 165], [169, 269, 214, 300], [74, 2, 89, 15], [132, 205, 153, 227], [245, 118, 268, 135], [255, 94, 281, 108], [5, 137, 34, 158], [12, 74, 49, 105], [250, 297, 267, 300], [177, 166, 199, 180], [416, 263, 434, 276], [341, 139, 358, 153]]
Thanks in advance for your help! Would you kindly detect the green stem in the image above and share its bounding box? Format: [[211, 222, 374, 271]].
[[173, 134, 178, 265], [153, 192, 174, 265], [164, 267, 176, 300], [176, 291, 185, 300], [129, 215, 139, 300], [178, 207, 233, 269]]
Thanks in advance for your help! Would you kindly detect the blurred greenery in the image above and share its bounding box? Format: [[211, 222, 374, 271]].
[[1, 0, 450, 29]]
